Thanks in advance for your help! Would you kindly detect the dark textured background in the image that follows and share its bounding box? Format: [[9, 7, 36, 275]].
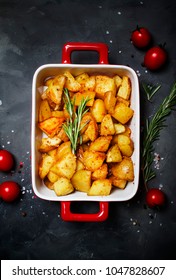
[[0, 0, 176, 260]]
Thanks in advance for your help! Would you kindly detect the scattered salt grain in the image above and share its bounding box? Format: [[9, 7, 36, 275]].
[[117, 11, 121, 15], [7, 141, 11, 144], [109, 40, 113, 43], [11, 130, 14, 133], [106, 30, 109, 34], [98, 5, 102, 8], [0, 100, 2, 106]]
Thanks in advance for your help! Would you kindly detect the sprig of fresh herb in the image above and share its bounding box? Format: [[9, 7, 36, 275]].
[[142, 83, 161, 101], [62, 88, 90, 154], [142, 82, 176, 189]]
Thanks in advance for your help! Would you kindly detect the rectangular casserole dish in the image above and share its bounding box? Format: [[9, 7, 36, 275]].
[[31, 42, 140, 221]]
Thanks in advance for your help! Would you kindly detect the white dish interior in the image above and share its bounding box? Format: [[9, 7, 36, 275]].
[[31, 64, 140, 202]]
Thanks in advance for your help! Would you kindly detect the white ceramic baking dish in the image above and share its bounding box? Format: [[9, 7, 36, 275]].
[[31, 42, 140, 222]]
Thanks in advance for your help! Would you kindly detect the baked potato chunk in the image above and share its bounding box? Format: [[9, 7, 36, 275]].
[[64, 71, 81, 92], [117, 134, 134, 157], [39, 154, 54, 179], [100, 114, 115, 136], [112, 102, 134, 124], [83, 150, 106, 171], [45, 75, 65, 106], [74, 91, 95, 106], [53, 177, 74, 196], [106, 144, 122, 163], [117, 76, 131, 100], [38, 117, 65, 138], [104, 90, 116, 114], [90, 99, 107, 122], [39, 136, 62, 153], [111, 157, 134, 181], [95, 75, 116, 99], [71, 170, 91, 193], [92, 163, 108, 180], [38, 99, 51, 122], [89, 136, 112, 152], [109, 176, 127, 189], [51, 152, 76, 179], [88, 179, 112, 196]]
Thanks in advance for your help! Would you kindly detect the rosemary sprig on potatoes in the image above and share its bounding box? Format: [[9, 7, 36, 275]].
[[142, 82, 176, 189], [62, 88, 90, 154]]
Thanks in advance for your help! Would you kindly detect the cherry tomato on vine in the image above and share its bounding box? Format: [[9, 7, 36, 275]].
[[144, 46, 167, 70], [0, 149, 14, 171], [146, 188, 166, 208], [0, 181, 21, 202], [131, 26, 152, 48]]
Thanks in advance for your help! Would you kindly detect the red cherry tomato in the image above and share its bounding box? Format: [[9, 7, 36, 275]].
[[131, 27, 152, 48], [146, 188, 166, 208], [0, 149, 14, 171], [0, 181, 21, 202], [144, 46, 167, 70]]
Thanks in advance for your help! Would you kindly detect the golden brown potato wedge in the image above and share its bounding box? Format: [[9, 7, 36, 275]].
[[109, 176, 127, 189], [106, 144, 122, 163], [111, 157, 134, 181], [47, 170, 59, 183], [103, 90, 116, 114], [84, 119, 98, 141], [64, 71, 81, 92], [46, 75, 65, 105], [39, 154, 54, 179], [38, 99, 51, 122], [83, 150, 106, 171], [39, 136, 62, 153], [71, 170, 91, 193], [88, 179, 112, 196], [117, 76, 131, 100], [117, 134, 134, 157], [51, 152, 76, 179], [95, 75, 116, 99], [89, 136, 112, 152], [92, 163, 108, 180], [53, 177, 74, 196], [112, 103, 134, 124], [100, 114, 115, 136], [38, 117, 65, 138], [90, 99, 107, 122], [74, 91, 95, 106]]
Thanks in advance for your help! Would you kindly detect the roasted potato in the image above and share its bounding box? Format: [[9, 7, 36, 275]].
[[100, 114, 115, 136], [88, 179, 112, 196], [83, 150, 106, 171], [53, 177, 74, 196], [71, 170, 91, 193], [95, 75, 116, 99], [90, 99, 107, 122], [38, 99, 51, 122], [112, 102, 134, 124], [51, 152, 76, 179], [111, 157, 134, 181]]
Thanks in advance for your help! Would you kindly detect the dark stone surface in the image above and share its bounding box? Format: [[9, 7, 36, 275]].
[[0, 0, 176, 260]]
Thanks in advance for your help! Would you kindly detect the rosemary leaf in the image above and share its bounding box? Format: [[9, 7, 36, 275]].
[[62, 88, 91, 154], [142, 82, 176, 184], [142, 83, 161, 101]]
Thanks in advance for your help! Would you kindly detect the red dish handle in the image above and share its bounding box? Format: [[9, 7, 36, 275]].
[[61, 201, 109, 222], [62, 42, 109, 64], [61, 42, 109, 222]]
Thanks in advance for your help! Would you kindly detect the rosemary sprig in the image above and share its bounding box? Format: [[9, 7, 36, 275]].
[[142, 82, 176, 190], [62, 88, 90, 154], [142, 82, 161, 101]]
